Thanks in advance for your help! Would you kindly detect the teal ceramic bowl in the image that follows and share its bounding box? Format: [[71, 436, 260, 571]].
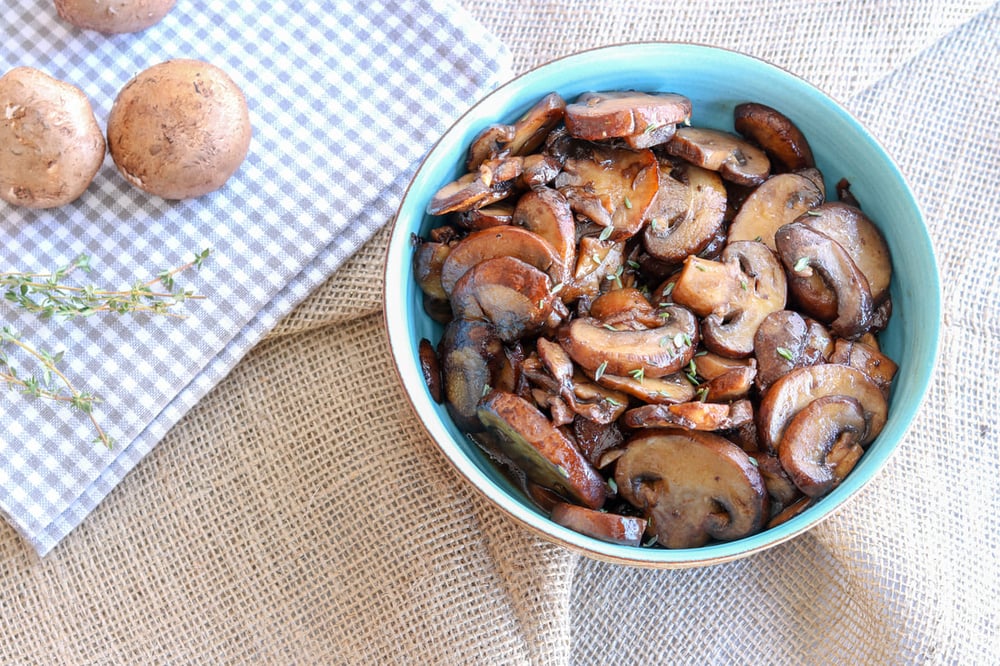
[[383, 43, 939, 567]]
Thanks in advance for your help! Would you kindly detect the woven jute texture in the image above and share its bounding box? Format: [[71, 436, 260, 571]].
[[2, 1, 998, 664]]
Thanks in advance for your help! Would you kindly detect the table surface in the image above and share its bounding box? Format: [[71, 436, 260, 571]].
[[2, 1, 998, 663]]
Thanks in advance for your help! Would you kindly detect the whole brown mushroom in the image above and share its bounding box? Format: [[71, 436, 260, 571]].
[[54, 0, 177, 34], [0, 67, 106, 209], [107, 59, 252, 200]]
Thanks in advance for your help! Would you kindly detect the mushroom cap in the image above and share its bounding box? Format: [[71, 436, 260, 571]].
[[565, 91, 691, 141], [550, 502, 647, 547], [734, 102, 816, 172], [727, 172, 824, 250], [757, 363, 888, 454], [440, 319, 505, 432], [614, 429, 767, 548], [643, 161, 727, 264], [439, 226, 566, 295], [665, 126, 770, 186], [778, 395, 867, 497]]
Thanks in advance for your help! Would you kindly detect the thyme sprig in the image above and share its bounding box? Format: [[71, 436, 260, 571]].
[[1, 249, 210, 319], [0, 326, 111, 448], [1, 249, 211, 448]]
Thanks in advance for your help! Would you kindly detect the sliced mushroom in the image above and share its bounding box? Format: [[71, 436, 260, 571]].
[[623, 399, 753, 431], [726, 172, 824, 249], [559, 237, 625, 303], [766, 495, 813, 529], [550, 502, 647, 547], [749, 452, 803, 510], [508, 92, 567, 156], [518, 154, 563, 190], [614, 429, 767, 548], [477, 390, 607, 509], [671, 240, 786, 358], [573, 415, 625, 468], [456, 201, 515, 231], [558, 306, 699, 379], [778, 395, 867, 497], [440, 319, 505, 432], [757, 363, 888, 454], [829, 338, 898, 398], [665, 127, 770, 186], [439, 226, 566, 295], [753, 310, 830, 391], [564, 91, 691, 142], [588, 287, 662, 329], [704, 364, 757, 402], [427, 170, 516, 216], [555, 144, 659, 241], [692, 352, 756, 380], [534, 337, 628, 424], [592, 370, 695, 405], [643, 161, 728, 264], [418, 338, 443, 403], [512, 187, 577, 271], [800, 202, 892, 305], [450, 256, 567, 343], [466, 123, 516, 171], [733, 102, 815, 172], [775, 221, 874, 339], [413, 240, 452, 301]]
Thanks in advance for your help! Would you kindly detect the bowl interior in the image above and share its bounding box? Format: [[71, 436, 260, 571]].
[[384, 43, 939, 566]]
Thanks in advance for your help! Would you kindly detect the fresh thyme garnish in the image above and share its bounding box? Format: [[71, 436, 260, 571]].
[[0, 250, 211, 448], [598, 225, 614, 241], [628, 367, 645, 383], [595, 360, 609, 381], [793, 256, 811, 273], [776, 346, 795, 361]]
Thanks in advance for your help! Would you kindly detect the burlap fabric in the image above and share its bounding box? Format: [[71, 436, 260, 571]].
[[2, 1, 997, 663]]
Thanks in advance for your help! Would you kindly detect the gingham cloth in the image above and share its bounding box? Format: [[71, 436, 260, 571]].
[[0, 0, 509, 555]]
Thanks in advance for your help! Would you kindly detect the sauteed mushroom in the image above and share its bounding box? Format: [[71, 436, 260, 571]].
[[414, 89, 898, 548], [614, 429, 767, 548]]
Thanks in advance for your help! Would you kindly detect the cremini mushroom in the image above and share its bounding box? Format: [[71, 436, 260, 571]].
[[665, 126, 770, 186], [733, 102, 815, 172], [554, 143, 659, 241], [427, 170, 517, 216], [512, 187, 577, 271], [558, 305, 699, 379], [450, 256, 567, 343], [550, 502, 647, 546], [775, 221, 874, 339], [828, 337, 898, 398], [508, 92, 567, 156], [726, 172, 824, 249], [757, 364, 888, 454], [778, 395, 867, 497], [753, 310, 832, 391], [440, 319, 505, 432], [477, 390, 607, 509], [671, 240, 786, 357], [418, 338, 443, 403], [622, 399, 753, 431], [439, 226, 566, 295], [614, 429, 768, 548], [564, 91, 691, 144], [643, 161, 728, 264]]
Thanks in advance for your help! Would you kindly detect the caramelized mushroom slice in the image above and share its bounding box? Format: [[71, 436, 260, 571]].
[[753, 310, 830, 391], [508, 92, 567, 156], [593, 371, 695, 405], [535, 338, 628, 424], [573, 415, 625, 467], [733, 102, 815, 172], [779, 395, 867, 497], [450, 256, 567, 343], [828, 338, 898, 398], [727, 173, 824, 249], [665, 127, 770, 186], [672, 240, 786, 357], [457, 201, 515, 230], [518, 154, 563, 190], [623, 399, 753, 431], [418, 338, 443, 403], [800, 202, 892, 305], [477, 391, 607, 509], [559, 237, 625, 304], [427, 170, 517, 216], [766, 495, 814, 529], [749, 452, 803, 510], [643, 162, 727, 264], [588, 287, 662, 329], [757, 364, 888, 454], [466, 123, 516, 171], [440, 226, 566, 295], [413, 240, 452, 301], [550, 502, 647, 547], [558, 306, 699, 379], [440, 320, 505, 432], [513, 187, 577, 270], [704, 364, 757, 402], [614, 429, 767, 548], [555, 144, 659, 240], [564, 91, 691, 142], [776, 221, 874, 339]]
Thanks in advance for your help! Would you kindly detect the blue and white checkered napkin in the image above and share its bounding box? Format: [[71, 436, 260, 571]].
[[0, 0, 510, 555]]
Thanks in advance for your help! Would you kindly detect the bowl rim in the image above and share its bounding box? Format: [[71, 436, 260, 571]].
[[382, 41, 941, 568]]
